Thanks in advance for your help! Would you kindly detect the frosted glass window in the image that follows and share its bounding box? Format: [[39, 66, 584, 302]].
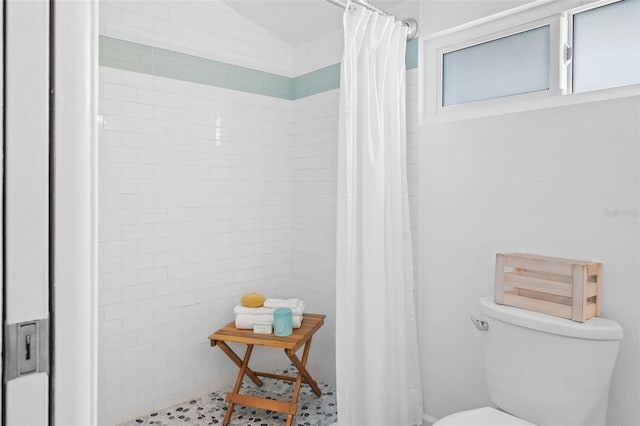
[[572, 0, 640, 93], [442, 26, 550, 106]]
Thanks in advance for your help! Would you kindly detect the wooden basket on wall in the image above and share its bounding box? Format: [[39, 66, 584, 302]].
[[494, 253, 601, 322]]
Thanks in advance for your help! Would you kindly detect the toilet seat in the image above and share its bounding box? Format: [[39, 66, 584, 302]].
[[433, 407, 537, 426]]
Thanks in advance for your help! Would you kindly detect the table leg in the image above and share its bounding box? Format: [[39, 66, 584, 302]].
[[216, 341, 263, 386], [286, 358, 305, 426], [286, 337, 322, 397], [281, 338, 322, 425], [223, 344, 254, 426]]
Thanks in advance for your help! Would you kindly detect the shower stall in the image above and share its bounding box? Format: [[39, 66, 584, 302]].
[[97, 1, 420, 423]]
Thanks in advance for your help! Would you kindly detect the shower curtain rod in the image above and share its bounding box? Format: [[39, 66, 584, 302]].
[[325, 0, 418, 40]]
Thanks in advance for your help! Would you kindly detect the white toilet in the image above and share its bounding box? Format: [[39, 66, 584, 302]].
[[434, 297, 623, 426]]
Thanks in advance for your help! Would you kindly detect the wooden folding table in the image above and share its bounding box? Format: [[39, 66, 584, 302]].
[[209, 313, 325, 426]]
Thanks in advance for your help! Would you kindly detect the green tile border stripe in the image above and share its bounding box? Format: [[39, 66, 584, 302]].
[[99, 35, 418, 100], [99, 36, 293, 99], [405, 38, 419, 70], [293, 63, 341, 99]]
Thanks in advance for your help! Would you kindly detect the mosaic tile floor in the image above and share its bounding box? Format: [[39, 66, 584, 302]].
[[122, 367, 337, 426]]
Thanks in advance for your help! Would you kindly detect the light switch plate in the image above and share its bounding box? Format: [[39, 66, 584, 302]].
[[4, 318, 49, 382]]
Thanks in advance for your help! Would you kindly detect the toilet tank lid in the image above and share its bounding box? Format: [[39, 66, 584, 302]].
[[479, 297, 623, 341]]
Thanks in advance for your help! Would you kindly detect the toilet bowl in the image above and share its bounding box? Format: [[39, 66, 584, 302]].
[[435, 407, 535, 425], [433, 298, 622, 426]]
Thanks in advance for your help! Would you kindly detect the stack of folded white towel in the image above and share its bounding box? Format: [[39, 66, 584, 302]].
[[234, 298, 305, 330]]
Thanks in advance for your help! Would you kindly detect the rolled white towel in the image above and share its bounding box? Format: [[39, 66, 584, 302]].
[[263, 298, 299, 309], [235, 313, 303, 330], [234, 300, 305, 316]]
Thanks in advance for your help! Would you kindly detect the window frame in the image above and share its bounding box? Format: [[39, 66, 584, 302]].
[[565, 0, 638, 94], [423, 0, 640, 122], [436, 17, 561, 114]]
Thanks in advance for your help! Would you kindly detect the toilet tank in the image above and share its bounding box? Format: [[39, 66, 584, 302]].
[[478, 297, 622, 426]]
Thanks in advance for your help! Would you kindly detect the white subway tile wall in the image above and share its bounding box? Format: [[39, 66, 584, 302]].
[[290, 89, 339, 383], [99, 1, 420, 424], [98, 66, 295, 424]]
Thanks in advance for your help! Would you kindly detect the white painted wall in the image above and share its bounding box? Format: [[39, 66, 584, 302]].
[[292, 29, 343, 77], [418, 3, 639, 425], [100, 0, 293, 76], [418, 0, 532, 36], [418, 95, 639, 424]]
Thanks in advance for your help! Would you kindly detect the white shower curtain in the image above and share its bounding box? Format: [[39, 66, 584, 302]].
[[335, 2, 423, 425]]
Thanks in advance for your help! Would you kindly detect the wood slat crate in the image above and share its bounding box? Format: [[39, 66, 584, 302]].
[[494, 253, 602, 322]]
